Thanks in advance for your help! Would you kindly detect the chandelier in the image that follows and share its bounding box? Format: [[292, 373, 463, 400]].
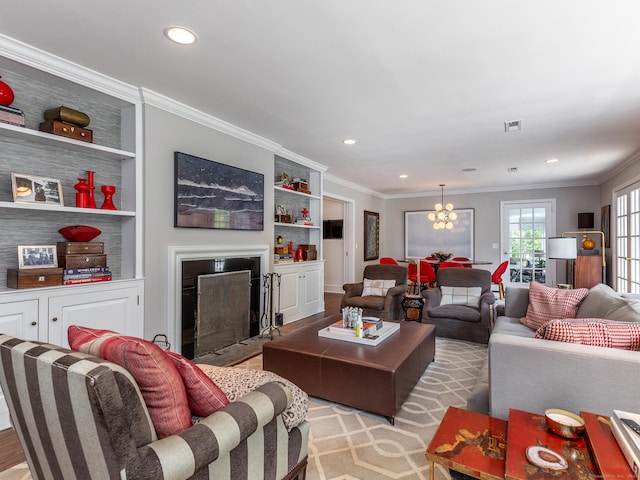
[[428, 184, 457, 230]]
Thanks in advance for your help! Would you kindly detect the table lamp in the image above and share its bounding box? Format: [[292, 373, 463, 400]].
[[548, 237, 578, 288]]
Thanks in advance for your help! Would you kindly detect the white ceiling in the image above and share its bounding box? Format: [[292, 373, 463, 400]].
[[3, 1, 640, 196]]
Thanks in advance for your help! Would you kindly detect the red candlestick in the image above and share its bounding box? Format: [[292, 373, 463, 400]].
[[86, 170, 96, 208]]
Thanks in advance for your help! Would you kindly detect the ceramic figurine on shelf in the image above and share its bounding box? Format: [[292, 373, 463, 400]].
[[0, 75, 15, 106], [86, 170, 96, 208], [74, 178, 90, 208]]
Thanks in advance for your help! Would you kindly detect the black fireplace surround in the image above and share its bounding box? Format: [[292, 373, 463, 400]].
[[181, 257, 261, 359]]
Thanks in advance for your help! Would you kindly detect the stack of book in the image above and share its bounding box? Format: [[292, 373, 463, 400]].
[[0, 104, 25, 126], [327, 320, 378, 337], [63, 267, 112, 285], [610, 409, 640, 475]]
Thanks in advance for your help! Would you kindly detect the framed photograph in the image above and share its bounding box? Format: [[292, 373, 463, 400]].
[[404, 208, 475, 259], [174, 152, 264, 230], [276, 204, 286, 215], [18, 245, 58, 269], [601, 204, 610, 249], [364, 210, 380, 261], [11, 173, 64, 206]]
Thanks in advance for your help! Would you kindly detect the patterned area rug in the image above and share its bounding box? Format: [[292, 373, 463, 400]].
[[0, 337, 486, 480]]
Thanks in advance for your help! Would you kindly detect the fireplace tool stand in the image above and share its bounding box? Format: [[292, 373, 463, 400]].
[[260, 272, 282, 339]]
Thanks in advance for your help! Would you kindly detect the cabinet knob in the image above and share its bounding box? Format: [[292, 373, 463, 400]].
[[52, 317, 58, 322], [31, 321, 37, 326]]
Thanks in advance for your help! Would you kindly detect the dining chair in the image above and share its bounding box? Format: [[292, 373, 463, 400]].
[[380, 257, 399, 265], [439, 261, 464, 268], [491, 260, 509, 299], [452, 256, 472, 268], [408, 261, 437, 293]]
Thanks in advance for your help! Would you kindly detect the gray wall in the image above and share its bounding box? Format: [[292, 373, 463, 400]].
[[143, 105, 274, 338], [384, 185, 601, 284]]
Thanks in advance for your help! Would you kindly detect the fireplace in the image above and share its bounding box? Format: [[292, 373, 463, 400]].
[[181, 257, 260, 359], [167, 245, 270, 359]]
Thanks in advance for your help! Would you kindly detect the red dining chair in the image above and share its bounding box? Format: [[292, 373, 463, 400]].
[[452, 256, 472, 268], [380, 257, 399, 265], [491, 260, 509, 299], [408, 261, 437, 293], [439, 261, 464, 268]]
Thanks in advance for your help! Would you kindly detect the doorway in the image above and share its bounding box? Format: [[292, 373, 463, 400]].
[[323, 194, 355, 293], [500, 199, 557, 287]]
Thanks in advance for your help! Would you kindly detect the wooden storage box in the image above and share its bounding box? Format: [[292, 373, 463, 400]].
[[292, 181, 310, 194], [275, 246, 289, 255], [299, 244, 317, 261], [39, 119, 93, 143], [58, 254, 107, 269], [7, 268, 63, 289], [275, 214, 293, 223], [57, 242, 104, 255]]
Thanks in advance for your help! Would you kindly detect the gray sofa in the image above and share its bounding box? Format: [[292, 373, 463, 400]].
[[468, 283, 640, 420]]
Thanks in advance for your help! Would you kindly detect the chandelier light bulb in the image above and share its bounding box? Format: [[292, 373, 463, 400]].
[[445, 203, 454, 211], [435, 203, 443, 211], [427, 212, 436, 221], [437, 211, 446, 220], [446, 222, 454, 230], [449, 211, 458, 220]]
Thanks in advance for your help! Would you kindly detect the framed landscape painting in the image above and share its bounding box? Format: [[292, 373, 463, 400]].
[[364, 210, 380, 261], [174, 152, 264, 230], [404, 209, 474, 259]]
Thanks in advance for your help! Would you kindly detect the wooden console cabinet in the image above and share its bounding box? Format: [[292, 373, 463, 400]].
[[574, 255, 602, 289]]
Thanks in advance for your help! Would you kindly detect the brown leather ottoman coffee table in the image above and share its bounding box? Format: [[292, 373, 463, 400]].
[[263, 319, 435, 423]]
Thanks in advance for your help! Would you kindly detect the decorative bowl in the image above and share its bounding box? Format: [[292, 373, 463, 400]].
[[58, 225, 102, 242], [545, 408, 585, 439], [431, 252, 453, 262]]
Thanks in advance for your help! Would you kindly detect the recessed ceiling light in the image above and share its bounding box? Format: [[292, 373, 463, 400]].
[[545, 158, 559, 163], [342, 139, 356, 145], [164, 26, 198, 45], [461, 168, 478, 172], [399, 174, 408, 179]]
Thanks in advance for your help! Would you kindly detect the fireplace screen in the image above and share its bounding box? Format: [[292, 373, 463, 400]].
[[196, 270, 251, 356]]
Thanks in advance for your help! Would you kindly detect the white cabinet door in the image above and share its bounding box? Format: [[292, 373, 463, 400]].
[[0, 299, 39, 430], [275, 266, 301, 323], [301, 263, 324, 316], [47, 285, 141, 348]]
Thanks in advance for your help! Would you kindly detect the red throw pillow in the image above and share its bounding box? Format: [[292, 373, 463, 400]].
[[165, 350, 229, 417], [58, 225, 102, 242], [68, 325, 192, 438], [520, 281, 589, 330], [535, 318, 640, 350]]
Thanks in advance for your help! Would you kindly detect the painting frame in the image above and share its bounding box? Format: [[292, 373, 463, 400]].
[[364, 210, 380, 261], [18, 245, 58, 269], [601, 204, 611, 249], [174, 151, 264, 231], [11, 173, 64, 206], [404, 208, 475, 259]]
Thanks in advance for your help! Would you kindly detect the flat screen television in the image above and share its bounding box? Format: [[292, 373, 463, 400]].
[[323, 219, 343, 239]]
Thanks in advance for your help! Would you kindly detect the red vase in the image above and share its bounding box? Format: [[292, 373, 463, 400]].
[[86, 170, 96, 208], [74, 178, 90, 208], [0, 75, 14, 106], [100, 185, 117, 210]]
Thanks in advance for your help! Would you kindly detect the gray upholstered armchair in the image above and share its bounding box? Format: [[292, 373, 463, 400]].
[[421, 267, 495, 343], [0, 334, 309, 480], [341, 264, 408, 320]]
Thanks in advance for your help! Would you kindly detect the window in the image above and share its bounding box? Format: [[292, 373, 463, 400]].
[[615, 184, 640, 292]]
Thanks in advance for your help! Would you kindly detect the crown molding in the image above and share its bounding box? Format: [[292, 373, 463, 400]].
[[274, 148, 328, 173], [0, 34, 141, 103], [324, 174, 387, 198], [600, 149, 640, 185]]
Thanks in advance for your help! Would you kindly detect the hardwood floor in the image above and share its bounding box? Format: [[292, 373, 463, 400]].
[[0, 292, 344, 472]]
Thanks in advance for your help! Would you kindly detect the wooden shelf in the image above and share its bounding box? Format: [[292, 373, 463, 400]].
[[0, 201, 135, 217]]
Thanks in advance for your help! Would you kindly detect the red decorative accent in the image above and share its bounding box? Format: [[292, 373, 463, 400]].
[[58, 225, 102, 242], [297, 247, 303, 261], [74, 178, 90, 208], [0, 75, 15, 106], [301, 208, 309, 218], [86, 170, 96, 208], [100, 185, 117, 210]]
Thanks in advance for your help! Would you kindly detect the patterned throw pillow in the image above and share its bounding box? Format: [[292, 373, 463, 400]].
[[362, 278, 396, 296], [520, 281, 589, 330], [440, 286, 483, 307], [165, 350, 229, 417], [68, 325, 192, 438], [535, 318, 640, 350]]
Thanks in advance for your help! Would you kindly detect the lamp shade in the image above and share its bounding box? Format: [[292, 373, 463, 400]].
[[578, 213, 594, 229], [548, 237, 577, 259]]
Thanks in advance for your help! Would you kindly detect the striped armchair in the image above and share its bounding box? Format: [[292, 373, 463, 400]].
[[0, 335, 309, 480]]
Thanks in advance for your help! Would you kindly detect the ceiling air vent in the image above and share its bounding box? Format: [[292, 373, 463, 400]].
[[504, 120, 522, 132], [507, 167, 518, 173]]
